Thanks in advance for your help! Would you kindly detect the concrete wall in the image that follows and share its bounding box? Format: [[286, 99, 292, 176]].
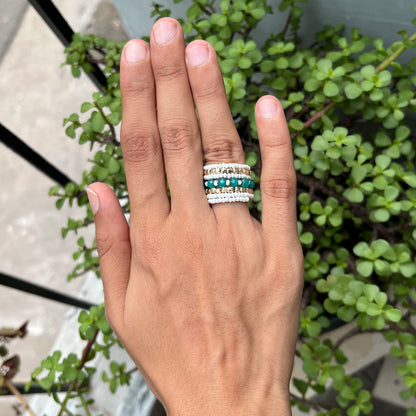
[[113, 0, 415, 48]]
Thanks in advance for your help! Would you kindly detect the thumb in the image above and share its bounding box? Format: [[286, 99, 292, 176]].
[[87, 182, 131, 326]]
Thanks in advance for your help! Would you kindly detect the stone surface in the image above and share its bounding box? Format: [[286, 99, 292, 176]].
[[0, 0, 27, 64], [373, 355, 416, 409]]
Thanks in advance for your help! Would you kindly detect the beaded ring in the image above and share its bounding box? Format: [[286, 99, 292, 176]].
[[203, 163, 255, 204]]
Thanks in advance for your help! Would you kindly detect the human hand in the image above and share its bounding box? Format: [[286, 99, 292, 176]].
[[87, 17, 304, 416]]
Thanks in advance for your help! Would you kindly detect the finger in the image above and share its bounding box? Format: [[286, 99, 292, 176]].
[[87, 183, 131, 326], [255, 96, 298, 240], [185, 40, 245, 165], [120, 39, 170, 224], [185, 40, 249, 216], [150, 18, 207, 212]]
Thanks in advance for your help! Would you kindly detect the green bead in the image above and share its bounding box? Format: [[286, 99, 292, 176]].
[[207, 179, 215, 189], [230, 178, 239, 187], [218, 178, 227, 187], [241, 178, 250, 188], [249, 180, 255, 189]]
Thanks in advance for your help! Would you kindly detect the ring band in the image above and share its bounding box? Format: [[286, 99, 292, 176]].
[[203, 163, 255, 204]]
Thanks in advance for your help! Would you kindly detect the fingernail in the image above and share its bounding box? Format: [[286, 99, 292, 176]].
[[186, 44, 209, 66], [258, 99, 278, 119], [124, 40, 147, 63], [154, 20, 177, 44], [87, 188, 99, 214]]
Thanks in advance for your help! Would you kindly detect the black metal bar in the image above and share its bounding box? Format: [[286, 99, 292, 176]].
[[27, 0, 107, 91], [0, 383, 73, 396], [0, 124, 74, 186], [0, 272, 96, 310]]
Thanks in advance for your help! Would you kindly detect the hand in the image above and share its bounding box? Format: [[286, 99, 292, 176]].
[[87, 17, 304, 416]]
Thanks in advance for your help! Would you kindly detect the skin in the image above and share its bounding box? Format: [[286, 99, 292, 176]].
[[87, 17, 304, 416]]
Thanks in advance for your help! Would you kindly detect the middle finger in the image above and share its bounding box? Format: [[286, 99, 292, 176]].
[[150, 18, 207, 215]]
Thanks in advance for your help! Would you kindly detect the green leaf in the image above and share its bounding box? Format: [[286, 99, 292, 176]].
[[293, 378, 309, 395], [56, 199, 65, 210], [108, 157, 120, 174], [238, 56, 252, 69], [245, 151, 258, 167], [351, 166, 367, 184], [107, 112, 121, 125], [305, 78, 321, 91], [374, 292, 387, 307], [356, 296, 370, 312], [220, 59, 235, 73], [343, 188, 364, 203], [65, 124, 76, 139], [396, 125, 410, 141], [345, 83, 363, 99], [300, 232, 313, 245], [385, 308, 402, 322], [71, 66, 81, 78], [317, 59, 332, 74], [323, 81, 340, 97], [250, 8, 266, 19], [39, 376, 54, 390], [289, 119, 304, 131], [364, 284, 379, 301], [338, 305, 356, 322], [372, 208, 390, 222], [91, 112, 106, 132], [187, 4, 202, 20], [303, 358, 320, 378], [371, 315, 386, 329], [403, 173, 416, 187], [306, 321, 322, 337], [390, 345, 403, 358], [347, 405, 359, 416]]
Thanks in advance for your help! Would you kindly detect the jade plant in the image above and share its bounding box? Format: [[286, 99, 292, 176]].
[[23, 0, 416, 415]]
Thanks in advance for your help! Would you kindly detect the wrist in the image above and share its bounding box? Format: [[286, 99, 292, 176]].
[[167, 392, 291, 416]]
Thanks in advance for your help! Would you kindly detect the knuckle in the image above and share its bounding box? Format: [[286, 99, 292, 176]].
[[153, 63, 184, 81], [95, 234, 115, 261], [121, 127, 160, 163], [193, 79, 224, 103], [261, 175, 297, 200], [204, 134, 243, 162], [159, 121, 198, 154], [122, 76, 153, 97], [261, 135, 291, 153]]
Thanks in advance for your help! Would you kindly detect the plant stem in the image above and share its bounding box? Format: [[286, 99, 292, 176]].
[[94, 103, 118, 145], [57, 330, 99, 416], [376, 32, 416, 72], [290, 392, 326, 412], [282, 10, 292, 39], [291, 101, 335, 139], [77, 385, 92, 416], [4, 379, 37, 416]]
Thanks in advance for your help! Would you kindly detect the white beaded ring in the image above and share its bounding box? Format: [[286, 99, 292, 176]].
[[203, 163, 254, 205]]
